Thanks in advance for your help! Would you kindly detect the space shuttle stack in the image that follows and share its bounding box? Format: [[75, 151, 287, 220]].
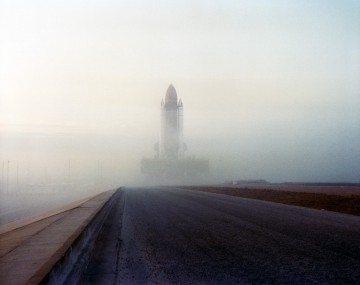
[[159, 84, 184, 160], [142, 84, 208, 178]]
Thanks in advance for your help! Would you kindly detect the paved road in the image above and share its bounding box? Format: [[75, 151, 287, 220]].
[[80, 187, 360, 284]]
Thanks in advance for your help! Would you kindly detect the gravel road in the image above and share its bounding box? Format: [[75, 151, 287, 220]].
[[80, 187, 360, 284]]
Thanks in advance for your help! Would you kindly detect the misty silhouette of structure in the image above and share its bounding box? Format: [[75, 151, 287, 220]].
[[141, 85, 209, 180], [159, 84, 185, 159]]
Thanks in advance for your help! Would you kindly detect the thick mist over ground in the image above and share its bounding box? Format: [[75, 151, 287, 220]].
[[1, 1, 360, 194]]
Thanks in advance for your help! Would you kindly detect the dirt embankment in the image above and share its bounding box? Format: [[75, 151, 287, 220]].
[[183, 186, 360, 216]]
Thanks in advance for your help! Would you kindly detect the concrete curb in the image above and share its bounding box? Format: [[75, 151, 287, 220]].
[[41, 189, 122, 285], [0, 189, 121, 285], [0, 196, 97, 236]]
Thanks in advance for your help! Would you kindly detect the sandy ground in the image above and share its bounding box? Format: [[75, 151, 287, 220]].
[[183, 185, 360, 216], [80, 187, 360, 284], [222, 184, 360, 196]]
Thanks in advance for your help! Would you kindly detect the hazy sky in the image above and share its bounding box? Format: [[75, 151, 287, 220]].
[[1, 0, 359, 185]]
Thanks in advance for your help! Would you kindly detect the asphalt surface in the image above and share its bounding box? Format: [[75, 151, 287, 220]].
[[79, 187, 360, 284]]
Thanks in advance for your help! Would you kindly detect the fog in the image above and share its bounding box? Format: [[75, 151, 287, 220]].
[[1, 0, 360, 200]]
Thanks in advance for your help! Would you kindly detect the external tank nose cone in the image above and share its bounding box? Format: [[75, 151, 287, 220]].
[[165, 84, 177, 104]]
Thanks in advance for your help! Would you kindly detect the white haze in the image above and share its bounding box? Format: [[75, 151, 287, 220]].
[[1, 0, 360, 197]]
